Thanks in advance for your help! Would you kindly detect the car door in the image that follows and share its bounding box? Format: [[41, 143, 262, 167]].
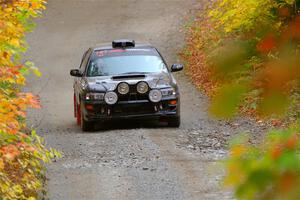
[[74, 49, 92, 103]]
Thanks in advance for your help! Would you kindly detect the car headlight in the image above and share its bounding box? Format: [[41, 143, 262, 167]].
[[149, 89, 162, 103], [85, 93, 105, 100], [161, 88, 176, 97], [117, 82, 130, 95], [104, 91, 118, 105], [137, 81, 149, 94]]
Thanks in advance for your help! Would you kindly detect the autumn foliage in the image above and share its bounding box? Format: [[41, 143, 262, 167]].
[[224, 125, 300, 199], [0, 1, 60, 199], [182, 0, 300, 199], [182, 0, 300, 119]]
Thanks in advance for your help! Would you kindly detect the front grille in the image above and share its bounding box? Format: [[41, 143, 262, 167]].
[[112, 103, 155, 116], [118, 84, 149, 101]]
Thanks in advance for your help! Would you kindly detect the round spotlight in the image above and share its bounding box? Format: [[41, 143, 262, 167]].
[[149, 89, 162, 103], [137, 81, 149, 94], [117, 82, 130, 95], [104, 91, 118, 105]]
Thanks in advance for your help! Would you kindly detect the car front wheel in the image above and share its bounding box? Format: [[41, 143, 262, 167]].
[[78, 103, 94, 131]]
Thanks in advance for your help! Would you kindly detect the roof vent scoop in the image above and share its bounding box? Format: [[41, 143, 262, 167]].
[[112, 39, 135, 48]]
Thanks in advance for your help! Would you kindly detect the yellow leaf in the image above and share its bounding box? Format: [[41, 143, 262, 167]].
[[31, 67, 42, 77], [10, 38, 20, 47], [285, 0, 295, 5], [0, 158, 4, 170], [16, 76, 26, 85], [230, 145, 247, 157]]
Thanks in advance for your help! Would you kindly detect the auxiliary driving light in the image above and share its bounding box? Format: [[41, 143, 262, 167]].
[[104, 91, 118, 105], [117, 82, 130, 95], [137, 81, 149, 94], [149, 89, 162, 103]]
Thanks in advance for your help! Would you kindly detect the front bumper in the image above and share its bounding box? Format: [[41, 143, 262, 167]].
[[81, 98, 180, 122]]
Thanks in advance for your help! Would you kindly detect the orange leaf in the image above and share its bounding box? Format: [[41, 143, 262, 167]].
[[257, 34, 277, 54]]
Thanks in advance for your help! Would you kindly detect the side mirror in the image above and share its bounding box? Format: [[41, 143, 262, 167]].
[[171, 64, 184, 72], [70, 69, 83, 77]]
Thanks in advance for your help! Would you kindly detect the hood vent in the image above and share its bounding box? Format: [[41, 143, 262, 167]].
[[112, 74, 146, 80]]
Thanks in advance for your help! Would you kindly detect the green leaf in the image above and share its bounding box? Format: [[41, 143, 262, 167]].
[[210, 84, 248, 118]]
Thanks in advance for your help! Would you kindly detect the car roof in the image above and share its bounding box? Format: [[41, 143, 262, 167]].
[[92, 42, 155, 51]]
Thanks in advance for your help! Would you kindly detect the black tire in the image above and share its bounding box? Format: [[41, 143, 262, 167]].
[[81, 109, 94, 132], [168, 116, 180, 127]]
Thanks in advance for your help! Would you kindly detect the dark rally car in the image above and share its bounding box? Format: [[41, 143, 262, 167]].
[[70, 40, 183, 131]]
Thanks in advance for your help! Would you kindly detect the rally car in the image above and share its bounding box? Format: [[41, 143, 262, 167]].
[[70, 39, 183, 131]]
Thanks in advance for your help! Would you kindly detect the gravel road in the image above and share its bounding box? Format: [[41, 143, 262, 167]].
[[25, 0, 265, 199]]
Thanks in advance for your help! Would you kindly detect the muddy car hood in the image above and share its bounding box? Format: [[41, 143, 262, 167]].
[[85, 72, 176, 92]]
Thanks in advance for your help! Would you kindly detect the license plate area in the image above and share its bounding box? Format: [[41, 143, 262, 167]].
[[113, 103, 155, 116]]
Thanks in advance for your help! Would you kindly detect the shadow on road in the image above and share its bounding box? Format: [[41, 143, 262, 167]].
[[91, 119, 171, 132]]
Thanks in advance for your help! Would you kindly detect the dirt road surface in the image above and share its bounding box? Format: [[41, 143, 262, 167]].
[[26, 0, 263, 199]]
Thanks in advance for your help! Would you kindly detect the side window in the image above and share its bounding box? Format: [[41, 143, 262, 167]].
[[79, 51, 88, 70], [79, 49, 91, 73]]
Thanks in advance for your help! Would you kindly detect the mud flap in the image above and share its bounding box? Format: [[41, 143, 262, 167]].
[[74, 93, 77, 118], [76, 104, 81, 125]]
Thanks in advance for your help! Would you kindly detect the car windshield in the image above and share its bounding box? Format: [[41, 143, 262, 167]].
[[87, 55, 168, 76]]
